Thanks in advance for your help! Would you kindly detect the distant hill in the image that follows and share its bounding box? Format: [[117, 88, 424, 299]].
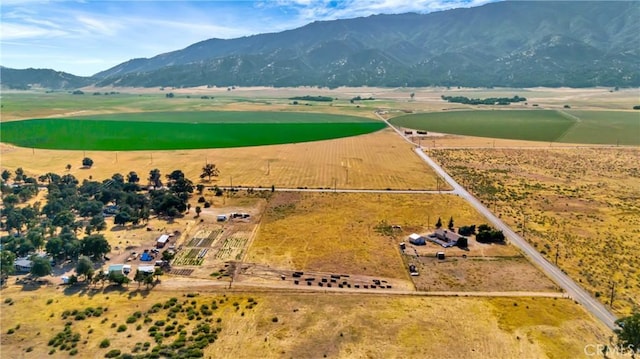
[[0, 67, 92, 90], [5, 1, 640, 89]]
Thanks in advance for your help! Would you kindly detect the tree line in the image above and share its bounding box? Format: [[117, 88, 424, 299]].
[[441, 95, 527, 106]]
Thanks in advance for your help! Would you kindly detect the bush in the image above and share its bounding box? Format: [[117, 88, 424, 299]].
[[46, 299, 54, 305], [99, 339, 110, 348], [126, 316, 137, 324], [117, 324, 127, 332], [69, 348, 78, 356], [104, 349, 121, 358], [7, 328, 15, 334], [271, 317, 278, 323]]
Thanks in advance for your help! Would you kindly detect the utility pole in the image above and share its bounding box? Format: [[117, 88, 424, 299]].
[[345, 168, 349, 184], [267, 160, 270, 175], [609, 281, 615, 307], [555, 243, 560, 265]]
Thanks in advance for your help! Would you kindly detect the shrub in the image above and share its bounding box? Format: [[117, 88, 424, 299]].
[[117, 324, 127, 332], [46, 299, 54, 305], [26, 347, 33, 352], [4, 298, 12, 304], [104, 349, 121, 358], [99, 339, 110, 348], [7, 328, 15, 334], [271, 317, 278, 323], [126, 316, 137, 324], [69, 348, 78, 356]]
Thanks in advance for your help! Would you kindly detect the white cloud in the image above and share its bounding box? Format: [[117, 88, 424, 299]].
[[0, 22, 68, 40]]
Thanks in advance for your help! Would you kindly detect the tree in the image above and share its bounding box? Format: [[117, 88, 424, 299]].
[[108, 271, 130, 286], [196, 184, 205, 195], [75, 256, 94, 281], [127, 171, 140, 184], [30, 256, 52, 279], [45, 237, 64, 259], [82, 157, 94, 168], [0, 250, 16, 281], [149, 169, 162, 189], [14, 167, 25, 182], [200, 163, 220, 182], [114, 212, 131, 226], [195, 206, 202, 217], [448, 216, 454, 230], [615, 312, 640, 358], [134, 270, 146, 288], [81, 234, 111, 259], [26, 228, 45, 250], [435, 217, 442, 229], [89, 215, 107, 232], [66, 164, 72, 171], [1, 169, 11, 181], [53, 210, 75, 228], [410, 92, 415, 101]]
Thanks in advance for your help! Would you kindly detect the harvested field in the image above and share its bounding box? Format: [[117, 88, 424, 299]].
[[0, 285, 612, 359], [430, 147, 640, 315], [247, 192, 489, 279], [1, 128, 443, 190], [408, 256, 559, 292]]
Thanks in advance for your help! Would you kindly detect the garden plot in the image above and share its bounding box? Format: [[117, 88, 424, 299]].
[[184, 229, 223, 247], [215, 237, 248, 261]]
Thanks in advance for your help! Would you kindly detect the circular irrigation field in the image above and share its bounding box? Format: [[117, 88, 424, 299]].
[[1, 111, 387, 150], [390, 110, 640, 145]]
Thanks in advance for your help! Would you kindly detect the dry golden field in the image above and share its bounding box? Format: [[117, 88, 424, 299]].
[[0, 128, 444, 191], [0, 285, 612, 359], [430, 147, 640, 315], [247, 192, 490, 279]]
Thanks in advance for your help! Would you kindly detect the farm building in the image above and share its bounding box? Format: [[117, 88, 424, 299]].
[[108, 264, 124, 274], [408, 233, 426, 245], [138, 266, 155, 274], [14, 258, 32, 272], [156, 234, 170, 248], [434, 229, 463, 243]]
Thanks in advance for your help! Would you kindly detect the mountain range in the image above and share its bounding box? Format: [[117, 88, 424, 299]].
[[2, 1, 639, 89]]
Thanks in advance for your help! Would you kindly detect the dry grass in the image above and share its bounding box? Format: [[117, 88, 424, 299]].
[[1, 128, 443, 190], [0, 285, 612, 359], [431, 147, 640, 315], [246, 192, 488, 279], [409, 256, 559, 292]]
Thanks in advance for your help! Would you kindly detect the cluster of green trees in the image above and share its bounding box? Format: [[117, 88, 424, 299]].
[[475, 224, 506, 243], [350, 96, 375, 103], [288, 95, 333, 102], [441, 95, 527, 105], [0, 166, 200, 281]]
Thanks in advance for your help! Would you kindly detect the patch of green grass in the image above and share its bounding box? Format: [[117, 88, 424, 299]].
[[1, 112, 385, 150], [558, 110, 640, 145], [390, 110, 574, 142], [391, 109, 640, 145]]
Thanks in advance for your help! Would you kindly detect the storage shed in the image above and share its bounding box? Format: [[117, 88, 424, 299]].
[[408, 233, 426, 246], [156, 234, 170, 248]]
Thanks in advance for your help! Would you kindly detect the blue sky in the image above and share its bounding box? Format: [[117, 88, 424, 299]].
[[1, 0, 497, 76]]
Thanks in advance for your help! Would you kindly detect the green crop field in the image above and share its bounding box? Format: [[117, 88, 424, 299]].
[[390, 109, 640, 145], [0, 111, 386, 150]]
